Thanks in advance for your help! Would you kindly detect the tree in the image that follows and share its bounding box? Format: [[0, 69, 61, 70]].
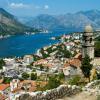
[[46, 76, 61, 89], [95, 41, 100, 57], [58, 72, 65, 80], [81, 55, 93, 82], [0, 59, 5, 69], [31, 73, 37, 80], [40, 64, 44, 71], [22, 72, 29, 79], [3, 77, 12, 84], [68, 75, 81, 85]]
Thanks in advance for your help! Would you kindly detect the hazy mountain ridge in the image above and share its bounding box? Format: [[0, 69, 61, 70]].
[[24, 10, 100, 32], [0, 8, 31, 35]]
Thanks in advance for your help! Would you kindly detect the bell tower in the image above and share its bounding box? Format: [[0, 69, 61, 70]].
[[82, 25, 94, 59]]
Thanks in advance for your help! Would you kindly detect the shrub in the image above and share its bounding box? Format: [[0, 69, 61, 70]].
[[3, 77, 12, 84], [22, 72, 29, 79], [45, 75, 61, 89], [97, 95, 100, 100], [68, 75, 81, 85], [31, 73, 37, 80]]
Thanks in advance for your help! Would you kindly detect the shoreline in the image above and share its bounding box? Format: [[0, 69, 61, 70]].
[[0, 35, 11, 39]]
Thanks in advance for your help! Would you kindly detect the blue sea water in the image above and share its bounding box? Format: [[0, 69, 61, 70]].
[[0, 32, 67, 58]]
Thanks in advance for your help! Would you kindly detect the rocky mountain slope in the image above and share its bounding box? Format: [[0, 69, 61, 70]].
[[25, 10, 100, 32], [0, 8, 32, 35]]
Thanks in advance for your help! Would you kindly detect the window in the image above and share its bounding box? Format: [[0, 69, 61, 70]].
[[90, 38, 92, 43]]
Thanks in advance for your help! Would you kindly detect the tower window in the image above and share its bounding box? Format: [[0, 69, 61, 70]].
[[90, 38, 92, 43]]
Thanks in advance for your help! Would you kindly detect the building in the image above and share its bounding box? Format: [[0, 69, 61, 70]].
[[23, 55, 34, 64], [63, 59, 81, 77], [10, 79, 20, 92], [82, 25, 94, 59]]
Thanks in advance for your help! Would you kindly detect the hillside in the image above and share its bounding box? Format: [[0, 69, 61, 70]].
[[0, 8, 34, 35], [24, 10, 100, 32]]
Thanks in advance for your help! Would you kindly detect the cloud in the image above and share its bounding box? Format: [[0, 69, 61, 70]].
[[9, 3, 29, 9], [44, 5, 49, 9]]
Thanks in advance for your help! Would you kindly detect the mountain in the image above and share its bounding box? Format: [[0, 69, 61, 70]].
[[24, 14, 67, 32], [25, 10, 100, 32], [17, 16, 34, 25], [0, 8, 32, 35]]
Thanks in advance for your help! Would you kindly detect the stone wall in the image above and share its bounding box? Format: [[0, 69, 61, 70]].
[[82, 80, 100, 96], [16, 85, 81, 100]]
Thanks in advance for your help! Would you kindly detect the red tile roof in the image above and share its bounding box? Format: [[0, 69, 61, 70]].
[[0, 94, 7, 100], [74, 53, 82, 61], [0, 84, 10, 91], [0, 79, 3, 84], [64, 59, 81, 68], [69, 59, 81, 68]]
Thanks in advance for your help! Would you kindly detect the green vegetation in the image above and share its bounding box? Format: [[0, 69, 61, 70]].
[[31, 73, 37, 80], [39, 43, 72, 59], [81, 55, 93, 82], [22, 72, 29, 79], [45, 73, 65, 90], [95, 41, 100, 57], [97, 95, 100, 100], [0, 59, 5, 69], [56, 44, 72, 58], [68, 75, 81, 85], [0, 8, 39, 36], [55, 36, 61, 40], [45, 75, 61, 89], [40, 48, 50, 58], [3, 77, 12, 84], [33, 55, 41, 61], [27, 65, 32, 69], [58, 72, 65, 80]]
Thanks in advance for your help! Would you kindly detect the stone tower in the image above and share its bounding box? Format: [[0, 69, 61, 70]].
[[82, 25, 94, 59]]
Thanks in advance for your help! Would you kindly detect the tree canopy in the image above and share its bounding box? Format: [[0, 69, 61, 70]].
[[81, 55, 93, 81], [95, 41, 100, 57], [0, 59, 5, 69]]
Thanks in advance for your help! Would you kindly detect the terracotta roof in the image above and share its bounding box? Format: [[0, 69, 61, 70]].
[[12, 80, 47, 93], [0, 94, 7, 100], [33, 59, 48, 65], [12, 88, 22, 93], [74, 53, 82, 60], [0, 79, 3, 84], [0, 84, 10, 91], [63, 63, 70, 68], [64, 59, 81, 68], [42, 64, 53, 68], [69, 59, 81, 68]]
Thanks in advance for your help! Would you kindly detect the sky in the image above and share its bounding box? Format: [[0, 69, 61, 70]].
[[0, 0, 100, 17]]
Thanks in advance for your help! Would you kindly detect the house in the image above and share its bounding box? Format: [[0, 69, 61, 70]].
[[0, 83, 10, 98], [10, 79, 20, 92], [0, 94, 7, 100], [63, 59, 81, 77], [0, 84, 10, 92], [33, 59, 48, 66], [74, 53, 82, 60], [23, 55, 34, 64]]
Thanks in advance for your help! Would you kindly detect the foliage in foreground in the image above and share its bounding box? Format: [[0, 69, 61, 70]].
[[3, 77, 12, 84], [81, 55, 93, 82], [22, 72, 29, 79], [68, 75, 81, 85]]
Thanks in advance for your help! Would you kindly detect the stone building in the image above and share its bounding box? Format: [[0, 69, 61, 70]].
[[82, 25, 100, 74], [82, 25, 94, 59]]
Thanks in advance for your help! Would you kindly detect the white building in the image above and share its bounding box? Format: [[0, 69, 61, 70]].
[[23, 55, 34, 64], [10, 79, 20, 92]]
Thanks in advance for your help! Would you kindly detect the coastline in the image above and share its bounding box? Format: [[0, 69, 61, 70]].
[[0, 35, 11, 39]]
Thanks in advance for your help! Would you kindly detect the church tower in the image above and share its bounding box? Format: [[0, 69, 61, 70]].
[[82, 25, 94, 59]]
